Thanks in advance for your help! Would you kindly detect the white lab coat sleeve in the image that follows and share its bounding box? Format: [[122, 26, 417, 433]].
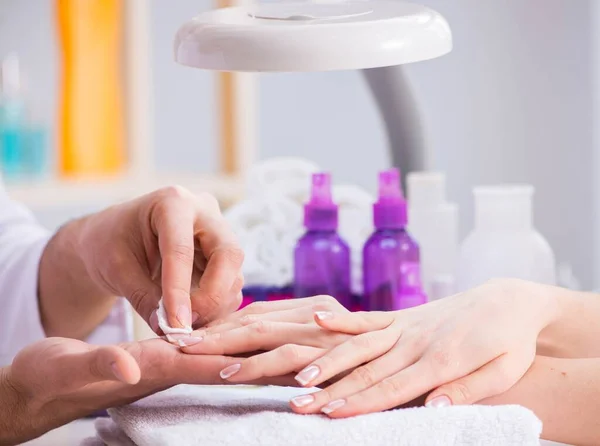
[[0, 188, 51, 366], [0, 185, 133, 366]]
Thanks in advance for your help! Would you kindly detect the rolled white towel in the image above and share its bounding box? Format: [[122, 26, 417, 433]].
[[246, 157, 319, 200]]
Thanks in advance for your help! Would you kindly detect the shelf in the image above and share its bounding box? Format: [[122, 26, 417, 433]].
[[5, 173, 245, 209]]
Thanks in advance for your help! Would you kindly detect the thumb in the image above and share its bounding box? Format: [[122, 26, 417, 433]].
[[56, 345, 141, 390], [313, 309, 395, 335], [425, 354, 525, 407]]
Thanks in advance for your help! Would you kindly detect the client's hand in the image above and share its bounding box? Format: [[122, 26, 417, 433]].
[[182, 279, 559, 418], [1, 337, 295, 445]]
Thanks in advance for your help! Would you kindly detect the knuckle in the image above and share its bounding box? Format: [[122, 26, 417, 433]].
[[450, 381, 471, 403], [352, 333, 375, 350], [428, 343, 454, 370], [215, 246, 245, 268], [231, 275, 245, 293], [281, 344, 301, 363], [250, 320, 270, 335], [240, 314, 257, 326], [381, 377, 405, 397], [351, 365, 377, 388], [170, 243, 195, 263]]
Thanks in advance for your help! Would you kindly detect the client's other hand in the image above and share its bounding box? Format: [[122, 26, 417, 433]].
[[182, 279, 558, 418], [2, 337, 295, 445]]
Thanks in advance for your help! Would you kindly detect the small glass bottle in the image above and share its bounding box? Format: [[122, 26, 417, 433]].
[[363, 168, 427, 311], [294, 173, 351, 309]]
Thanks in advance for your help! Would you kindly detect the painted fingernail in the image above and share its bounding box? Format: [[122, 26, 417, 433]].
[[111, 362, 127, 383], [315, 311, 334, 321], [322, 399, 346, 414], [291, 394, 315, 408], [149, 309, 159, 333], [295, 365, 320, 386], [176, 336, 203, 347], [192, 312, 201, 324], [220, 363, 241, 379], [177, 305, 192, 328], [425, 395, 452, 408], [167, 333, 191, 342]]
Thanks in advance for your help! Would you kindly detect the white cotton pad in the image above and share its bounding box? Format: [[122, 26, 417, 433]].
[[156, 298, 193, 345]]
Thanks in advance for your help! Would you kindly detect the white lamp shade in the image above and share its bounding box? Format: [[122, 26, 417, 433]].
[[174, 1, 452, 72]]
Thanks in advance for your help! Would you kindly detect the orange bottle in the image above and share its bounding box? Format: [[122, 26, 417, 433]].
[[56, 0, 125, 177]]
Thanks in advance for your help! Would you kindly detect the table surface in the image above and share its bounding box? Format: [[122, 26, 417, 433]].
[[22, 419, 570, 446]]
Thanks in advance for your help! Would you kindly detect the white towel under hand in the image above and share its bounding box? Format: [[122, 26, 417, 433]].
[[84, 385, 542, 446]]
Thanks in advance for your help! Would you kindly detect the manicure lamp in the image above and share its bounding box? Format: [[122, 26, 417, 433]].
[[174, 0, 452, 176]]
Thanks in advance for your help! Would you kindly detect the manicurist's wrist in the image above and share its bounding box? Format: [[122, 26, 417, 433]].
[[0, 366, 33, 445]]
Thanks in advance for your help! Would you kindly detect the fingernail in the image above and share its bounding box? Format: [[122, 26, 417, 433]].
[[425, 395, 452, 408], [295, 365, 320, 386], [315, 311, 334, 321], [322, 399, 346, 414], [177, 305, 192, 328], [290, 394, 315, 408], [149, 310, 159, 333], [177, 336, 203, 347], [220, 363, 241, 379], [192, 312, 201, 324], [111, 362, 127, 383], [166, 333, 192, 345]]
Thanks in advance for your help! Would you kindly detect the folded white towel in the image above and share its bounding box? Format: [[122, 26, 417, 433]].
[[85, 385, 542, 446]]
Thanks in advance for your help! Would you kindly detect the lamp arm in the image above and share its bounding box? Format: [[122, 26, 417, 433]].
[[362, 65, 431, 184]]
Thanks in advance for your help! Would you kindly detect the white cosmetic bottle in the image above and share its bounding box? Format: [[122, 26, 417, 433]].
[[456, 185, 556, 291], [407, 172, 459, 300]]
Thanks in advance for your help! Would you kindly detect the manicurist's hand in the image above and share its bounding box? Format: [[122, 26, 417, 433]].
[[0, 336, 295, 445], [41, 186, 244, 339], [182, 279, 560, 417]]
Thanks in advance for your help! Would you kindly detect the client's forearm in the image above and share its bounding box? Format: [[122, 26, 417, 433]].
[[480, 356, 600, 446], [537, 286, 600, 358], [38, 218, 115, 339]]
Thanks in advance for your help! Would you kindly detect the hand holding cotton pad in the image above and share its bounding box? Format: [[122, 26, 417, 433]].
[[156, 298, 193, 345]]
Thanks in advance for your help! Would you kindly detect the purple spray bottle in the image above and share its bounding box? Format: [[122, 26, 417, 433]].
[[363, 168, 427, 311], [294, 172, 351, 309]]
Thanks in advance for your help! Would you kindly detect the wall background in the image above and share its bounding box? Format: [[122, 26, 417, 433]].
[[0, 0, 596, 287]]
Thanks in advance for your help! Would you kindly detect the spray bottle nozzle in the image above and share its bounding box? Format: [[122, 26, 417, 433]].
[[309, 172, 333, 204], [378, 168, 403, 200], [374, 167, 407, 229], [304, 172, 338, 230]]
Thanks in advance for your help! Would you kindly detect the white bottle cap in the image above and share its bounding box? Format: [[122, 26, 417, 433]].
[[474, 184, 534, 231], [429, 274, 455, 300], [174, 1, 452, 72], [407, 171, 446, 208]]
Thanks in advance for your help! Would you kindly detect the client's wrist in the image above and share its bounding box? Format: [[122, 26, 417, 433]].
[[534, 283, 573, 356]]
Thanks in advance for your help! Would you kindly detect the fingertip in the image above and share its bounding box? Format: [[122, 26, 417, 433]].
[[111, 360, 141, 385], [96, 346, 140, 384], [425, 394, 452, 408]]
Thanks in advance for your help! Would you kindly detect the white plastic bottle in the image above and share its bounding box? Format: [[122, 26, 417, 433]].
[[456, 185, 556, 291], [407, 172, 459, 300]]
